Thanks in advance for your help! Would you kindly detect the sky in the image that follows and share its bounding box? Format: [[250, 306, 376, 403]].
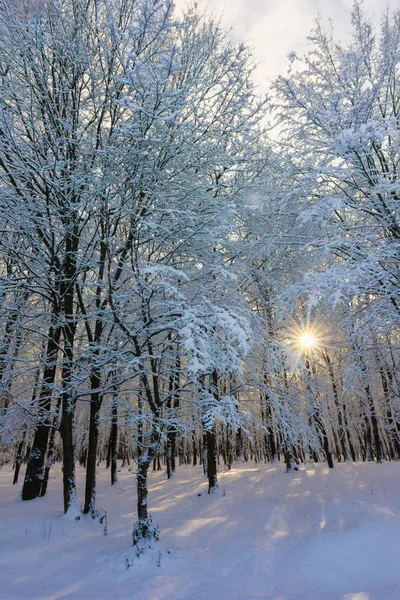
[[174, 0, 398, 88]]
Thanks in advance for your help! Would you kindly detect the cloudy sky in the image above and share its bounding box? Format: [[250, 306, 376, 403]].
[[174, 0, 398, 88]]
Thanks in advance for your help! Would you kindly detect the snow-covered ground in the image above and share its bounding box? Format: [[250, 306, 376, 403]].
[[1, 460, 400, 600]]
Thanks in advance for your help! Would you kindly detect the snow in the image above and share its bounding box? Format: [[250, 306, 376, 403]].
[[1, 461, 400, 599]]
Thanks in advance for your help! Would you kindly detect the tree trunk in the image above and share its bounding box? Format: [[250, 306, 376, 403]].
[[225, 425, 233, 469], [132, 414, 160, 545], [110, 398, 118, 486], [40, 421, 58, 497], [235, 427, 243, 461], [83, 238, 107, 513], [83, 371, 101, 515], [60, 396, 77, 515], [166, 350, 180, 478], [380, 365, 400, 459], [60, 231, 78, 515], [267, 402, 277, 461], [314, 409, 334, 468], [13, 433, 26, 485], [22, 324, 60, 500], [323, 350, 350, 461], [363, 415, 373, 461], [285, 450, 295, 472], [207, 371, 219, 493], [305, 355, 334, 469], [0, 292, 26, 389], [342, 400, 357, 461], [364, 376, 383, 462], [206, 426, 218, 492], [355, 349, 383, 462]]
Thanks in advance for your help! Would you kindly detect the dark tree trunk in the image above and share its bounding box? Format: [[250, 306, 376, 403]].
[[60, 328, 77, 515], [15, 363, 41, 485], [342, 400, 357, 461], [40, 397, 62, 497], [83, 238, 107, 513], [207, 371, 219, 493], [363, 415, 373, 461], [106, 436, 111, 469], [22, 323, 60, 501], [267, 402, 277, 461], [192, 434, 198, 466], [263, 371, 277, 461], [0, 293, 26, 388], [235, 427, 243, 461], [83, 372, 101, 515], [80, 448, 87, 468], [225, 425, 233, 469], [355, 349, 383, 462], [323, 351, 350, 461], [120, 430, 130, 467], [0, 311, 18, 382], [285, 450, 295, 472], [305, 356, 334, 469], [13, 434, 26, 485], [132, 413, 160, 545], [206, 426, 218, 492], [60, 396, 77, 514], [364, 379, 383, 462], [380, 365, 400, 459], [260, 391, 269, 462], [314, 409, 334, 469], [110, 398, 118, 486], [40, 424, 57, 497], [202, 432, 208, 473], [166, 426, 176, 477], [331, 419, 342, 462], [169, 436, 178, 469], [166, 354, 180, 478], [60, 230, 78, 515]]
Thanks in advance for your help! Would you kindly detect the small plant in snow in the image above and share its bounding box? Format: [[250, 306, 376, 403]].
[[41, 518, 52, 542], [125, 555, 133, 569], [156, 549, 162, 567]]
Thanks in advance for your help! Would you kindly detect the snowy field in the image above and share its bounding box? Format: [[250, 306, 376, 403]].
[[1, 461, 400, 600]]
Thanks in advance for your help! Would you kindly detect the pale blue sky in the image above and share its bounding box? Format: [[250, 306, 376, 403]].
[[174, 0, 398, 87]]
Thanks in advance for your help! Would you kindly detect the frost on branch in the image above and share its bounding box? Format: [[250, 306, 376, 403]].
[[178, 304, 251, 377], [201, 393, 245, 433]]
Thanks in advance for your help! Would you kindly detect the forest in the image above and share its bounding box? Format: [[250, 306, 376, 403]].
[[0, 1, 399, 597]]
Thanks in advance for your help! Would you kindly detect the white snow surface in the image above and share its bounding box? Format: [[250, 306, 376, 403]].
[[1, 461, 400, 599]]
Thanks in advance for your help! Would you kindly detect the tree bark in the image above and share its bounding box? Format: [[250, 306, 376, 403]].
[[60, 229, 79, 515], [207, 371, 219, 493], [235, 427, 243, 461], [22, 323, 60, 500], [305, 356, 334, 468], [379, 364, 400, 459], [83, 370, 102, 515], [13, 433, 26, 485], [132, 413, 160, 545], [323, 350, 350, 461], [166, 352, 180, 479], [40, 404, 60, 498], [110, 397, 118, 486]]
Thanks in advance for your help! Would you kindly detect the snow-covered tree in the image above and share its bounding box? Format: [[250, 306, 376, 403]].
[[273, 2, 400, 332]]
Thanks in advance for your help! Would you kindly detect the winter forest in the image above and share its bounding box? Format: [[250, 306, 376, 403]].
[[0, 0, 399, 598]]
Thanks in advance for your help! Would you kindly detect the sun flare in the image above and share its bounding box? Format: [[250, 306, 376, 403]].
[[286, 322, 323, 354], [299, 333, 318, 349]]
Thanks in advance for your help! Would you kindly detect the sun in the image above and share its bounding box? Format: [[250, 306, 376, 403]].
[[286, 322, 323, 354], [299, 333, 318, 350]]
